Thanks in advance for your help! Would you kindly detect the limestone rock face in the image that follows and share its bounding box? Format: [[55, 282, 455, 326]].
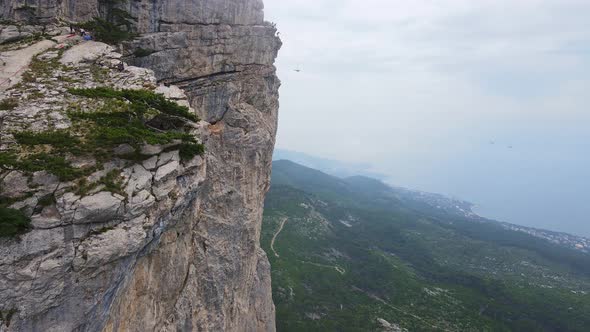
[[0, 1, 280, 331], [0, 0, 265, 25]]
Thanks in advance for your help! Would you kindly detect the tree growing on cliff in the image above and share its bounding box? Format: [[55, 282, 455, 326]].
[[83, 0, 136, 44], [0, 207, 30, 237]]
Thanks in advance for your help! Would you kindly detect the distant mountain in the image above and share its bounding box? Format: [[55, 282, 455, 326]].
[[263, 160, 590, 331], [273, 149, 387, 179]]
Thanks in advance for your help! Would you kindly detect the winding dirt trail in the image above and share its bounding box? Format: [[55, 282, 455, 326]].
[[299, 260, 346, 275], [270, 217, 288, 258], [352, 286, 455, 331], [0, 34, 75, 91]]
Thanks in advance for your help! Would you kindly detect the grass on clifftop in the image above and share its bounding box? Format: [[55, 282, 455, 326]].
[[0, 152, 92, 182], [68, 87, 199, 122], [1, 88, 203, 187], [0, 207, 31, 238], [21, 49, 68, 84], [0, 98, 19, 111]]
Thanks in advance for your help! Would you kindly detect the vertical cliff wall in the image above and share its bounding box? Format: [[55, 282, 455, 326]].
[[106, 1, 282, 330], [0, 1, 280, 331]]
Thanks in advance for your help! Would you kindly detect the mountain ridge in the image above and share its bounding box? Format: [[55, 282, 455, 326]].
[[272, 159, 589, 253]]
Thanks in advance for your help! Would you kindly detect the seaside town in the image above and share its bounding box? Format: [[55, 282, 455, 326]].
[[501, 223, 590, 254]]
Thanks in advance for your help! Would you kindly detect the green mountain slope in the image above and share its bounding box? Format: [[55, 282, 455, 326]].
[[262, 160, 590, 332]]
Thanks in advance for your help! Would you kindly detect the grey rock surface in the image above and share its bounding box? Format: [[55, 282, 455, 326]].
[[0, 25, 29, 44], [0, 1, 280, 331]]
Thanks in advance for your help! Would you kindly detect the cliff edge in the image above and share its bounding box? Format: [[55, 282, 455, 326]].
[[0, 1, 281, 331]]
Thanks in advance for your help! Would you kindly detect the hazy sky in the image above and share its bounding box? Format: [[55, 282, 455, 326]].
[[264, 0, 590, 237]]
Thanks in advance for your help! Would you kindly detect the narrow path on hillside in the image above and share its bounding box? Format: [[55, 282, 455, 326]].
[[0, 34, 76, 91], [352, 286, 455, 332], [299, 260, 346, 275], [270, 217, 288, 258]]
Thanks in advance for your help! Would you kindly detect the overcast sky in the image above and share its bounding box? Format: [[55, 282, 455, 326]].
[[264, 0, 590, 237]]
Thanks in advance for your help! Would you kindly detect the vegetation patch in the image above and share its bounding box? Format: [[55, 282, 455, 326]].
[[0, 98, 19, 111], [21, 49, 67, 83], [81, 0, 136, 44], [33, 193, 55, 214], [0, 152, 94, 182], [264, 163, 590, 332], [0, 207, 31, 237], [37, 193, 55, 207], [68, 87, 199, 121], [14, 130, 80, 149], [81, 18, 133, 44], [16, 4, 36, 11], [177, 143, 205, 161], [133, 48, 155, 58], [0, 308, 18, 327], [98, 169, 126, 196], [91, 225, 115, 235], [89, 64, 110, 82], [1, 87, 203, 197], [74, 169, 125, 197]]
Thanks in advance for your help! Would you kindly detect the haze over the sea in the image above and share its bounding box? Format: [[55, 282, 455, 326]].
[[265, 0, 590, 237]]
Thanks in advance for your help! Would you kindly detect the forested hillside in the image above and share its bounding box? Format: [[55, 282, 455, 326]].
[[262, 160, 590, 331]]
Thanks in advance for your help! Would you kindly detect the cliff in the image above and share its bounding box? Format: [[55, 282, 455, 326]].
[[0, 1, 281, 331]]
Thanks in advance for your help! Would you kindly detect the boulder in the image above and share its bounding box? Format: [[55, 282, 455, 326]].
[[73, 192, 124, 224], [60, 41, 116, 65], [1, 171, 29, 199]]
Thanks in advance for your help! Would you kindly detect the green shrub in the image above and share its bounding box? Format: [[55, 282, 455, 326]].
[[178, 143, 205, 161], [0, 208, 31, 237], [0, 152, 18, 171], [0, 308, 18, 327], [90, 64, 110, 82], [0, 98, 18, 110], [73, 169, 125, 197], [14, 130, 80, 150], [81, 17, 134, 44], [73, 178, 96, 197], [0, 152, 94, 182], [82, 1, 136, 45], [133, 48, 155, 57], [93, 226, 115, 235], [69, 111, 193, 148], [16, 4, 36, 11], [68, 87, 199, 122], [37, 194, 55, 207], [99, 169, 126, 196], [21, 153, 94, 181]]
